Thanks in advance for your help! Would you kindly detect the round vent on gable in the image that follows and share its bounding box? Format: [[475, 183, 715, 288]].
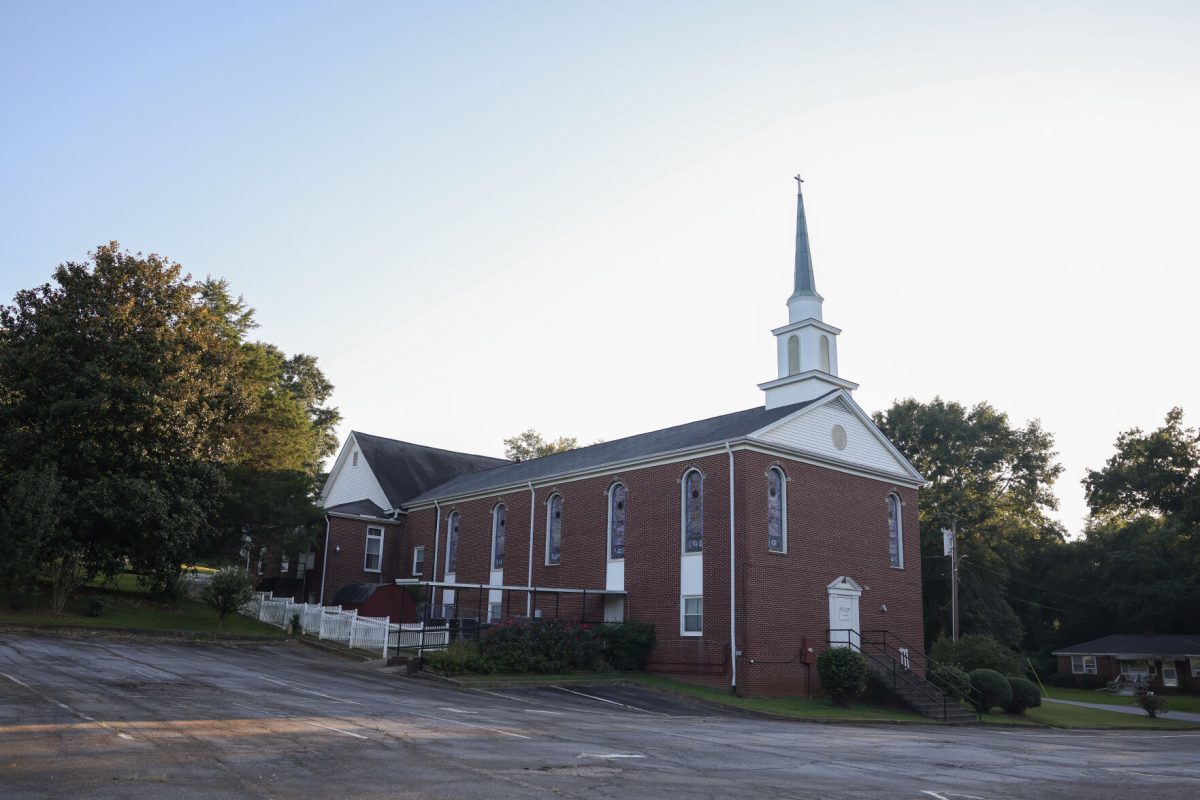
[[831, 424, 848, 450]]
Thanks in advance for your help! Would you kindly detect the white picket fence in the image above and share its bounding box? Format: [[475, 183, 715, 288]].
[[242, 591, 445, 658]]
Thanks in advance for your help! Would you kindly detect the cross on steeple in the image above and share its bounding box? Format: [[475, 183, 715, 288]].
[[794, 173, 804, 192]]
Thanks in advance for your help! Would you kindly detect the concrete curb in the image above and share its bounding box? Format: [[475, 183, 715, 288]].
[[292, 633, 385, 664], [0, 622, 286, 644]]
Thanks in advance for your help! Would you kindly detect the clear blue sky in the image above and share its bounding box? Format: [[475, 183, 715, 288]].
[[3, 1, 1198, 535]]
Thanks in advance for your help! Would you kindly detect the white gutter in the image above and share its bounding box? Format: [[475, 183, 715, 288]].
[[432, 500, 442, 611], [725, 440, 737, 694], [526, 481, 536, 616], [318, 515, 331, 605]]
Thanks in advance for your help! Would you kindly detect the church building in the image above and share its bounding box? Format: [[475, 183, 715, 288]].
[[294, 179, 926, 695]]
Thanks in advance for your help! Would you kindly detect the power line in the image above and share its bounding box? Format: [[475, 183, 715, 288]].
[[960, 558, 1106, 608]]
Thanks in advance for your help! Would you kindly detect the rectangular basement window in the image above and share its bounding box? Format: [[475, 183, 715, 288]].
[[681, 596, 703, 636]]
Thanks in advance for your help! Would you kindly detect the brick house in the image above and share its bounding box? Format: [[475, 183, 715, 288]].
[[1054, 635, 1200, 693], [280, 180, 927, 695]]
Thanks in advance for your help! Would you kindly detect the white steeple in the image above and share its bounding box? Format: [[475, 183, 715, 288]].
[[759, 176, 858, 409]]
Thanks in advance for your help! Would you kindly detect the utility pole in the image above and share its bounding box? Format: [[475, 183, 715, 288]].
[[943, 520, 961, 642]]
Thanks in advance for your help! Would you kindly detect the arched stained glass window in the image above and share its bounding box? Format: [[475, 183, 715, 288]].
[[682, 470, 703, 554], [546, 493, 563, 565], [608, 483, 627, 560], [787, 335, 800, 375], [446, 511, 460, 574], [767, 467, 786, 553], [492, 504, 506, 570], [887, 494, 903, 568]]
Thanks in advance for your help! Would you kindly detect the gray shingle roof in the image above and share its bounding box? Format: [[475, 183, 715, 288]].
[[326, 499, 391, 519], [405, 400, 818, 506], [353, 432, 509, 508], [1054, 634, 1200, 657]]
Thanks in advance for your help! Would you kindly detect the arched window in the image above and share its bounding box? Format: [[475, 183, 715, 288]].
[[608, 483, 627, 560], [682, 469, 703, 553], [545, 493, 563, 565], [491, 504, 506, 570], [887, 494, 903, 568], [767, 467, 786, 553], [787, 335, 800, 375], [820, 336, 831, 372], [446, 510, 459, 574]]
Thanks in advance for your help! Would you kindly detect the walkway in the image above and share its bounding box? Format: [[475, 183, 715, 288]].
[[1045, 697, 1200, 723]]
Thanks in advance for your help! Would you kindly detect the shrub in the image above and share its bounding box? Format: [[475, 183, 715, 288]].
[[477, 619, 603, 674], [969, 668, 1012, 713], [817, 647, 869, 707], [1138, 692, 1169, 718], [595, 622, 656, 671], [931, 635, 1022, 675], [84, 594, 111, 617], [424, 641, 488, 675], [201, 567, 255, 626], [929, 663, 972, 702], [1005, 676, 1041, 714]]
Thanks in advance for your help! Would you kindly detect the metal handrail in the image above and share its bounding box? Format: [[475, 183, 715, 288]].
[[827, 629, 980, 722], [859, 629, 982, 719]]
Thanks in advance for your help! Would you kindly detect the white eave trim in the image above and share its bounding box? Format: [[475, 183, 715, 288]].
[[325, 510, 402, 523], [757, 371, 860, 393], [771, 318, 842, 336]]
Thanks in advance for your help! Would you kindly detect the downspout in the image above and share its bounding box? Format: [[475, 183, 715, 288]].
[[318, 515, 331, 605], [432, 500, 442, 612], [725, 440, 737, 694], [526, 481, 536, 616]]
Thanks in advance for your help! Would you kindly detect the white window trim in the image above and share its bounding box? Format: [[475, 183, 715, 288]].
[[1071, 654, 1097, 675], [491, 504, 506, 571], [545, 493, 562, 566], [1190, 657, 1200, 678], [767, 466, 787, 554], [888, 493, 904, 569], [363, 526, 383, 573], [607, 482, 626, 563], [280, 553, 290, 573], [681, 595, 703, 637], [681, 469, 703, 555], [412, 545, 425, 576]]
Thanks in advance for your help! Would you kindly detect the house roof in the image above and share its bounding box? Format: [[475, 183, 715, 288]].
[[405, 400, 818, 506], [1053, 634, 1200, 658], [326, 499, 392, 520], [353, 432, 509, 508]]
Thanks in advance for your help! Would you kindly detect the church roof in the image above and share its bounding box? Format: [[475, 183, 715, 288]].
[[405, 399, 820, 506], [352, 432, 509, 508]]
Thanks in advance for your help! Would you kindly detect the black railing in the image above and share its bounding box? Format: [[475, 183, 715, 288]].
[[827, 629, 981, 722]]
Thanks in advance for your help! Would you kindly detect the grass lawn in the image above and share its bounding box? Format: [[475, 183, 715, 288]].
[[0, 588, 284, 638], [453, 671, 927, 722], [1046, 687, 1200, 715], [979, 701, 1197, 729]]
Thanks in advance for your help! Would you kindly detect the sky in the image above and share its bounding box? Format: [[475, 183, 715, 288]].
[[2, 1, 1198, 536]]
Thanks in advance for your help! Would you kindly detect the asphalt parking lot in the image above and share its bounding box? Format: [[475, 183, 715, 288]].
[[2, 633, 1198, 799]]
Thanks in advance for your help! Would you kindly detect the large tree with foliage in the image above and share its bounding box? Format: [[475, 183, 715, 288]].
[[0, 244, 339, 606], [503, 429, 578, 461], [873, 398, 1065, 649]]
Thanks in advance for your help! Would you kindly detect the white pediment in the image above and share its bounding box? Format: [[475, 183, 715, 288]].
[[320, 433, 392, 511], [749, 392, 923, 484]]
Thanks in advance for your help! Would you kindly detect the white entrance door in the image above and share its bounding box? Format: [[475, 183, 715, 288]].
[[826, 576, 862, 648], [1162, 661, 1179, 688]]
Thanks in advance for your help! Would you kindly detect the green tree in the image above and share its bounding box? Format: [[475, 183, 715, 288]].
[[503, 429, 578, 462], [0, 465, 67, 607], [0, 245, 340, 605], [873, 398, 1065, 649]]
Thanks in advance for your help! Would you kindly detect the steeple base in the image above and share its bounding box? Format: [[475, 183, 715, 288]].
[[759, 371, 859, 410]]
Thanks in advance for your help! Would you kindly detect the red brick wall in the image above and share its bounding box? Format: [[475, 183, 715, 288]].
[[400, 448, 923, 696], [315, 515, 405, 603]]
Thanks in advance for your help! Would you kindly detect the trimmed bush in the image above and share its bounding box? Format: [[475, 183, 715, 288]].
[[817, 647, 869, 707], [969, 668, 1012, 713], [85, 594, 111, 617], [1138, 692, 1168, 718], [424, 641, 487, 675], [201, 566, 255, 626], [931, 635, 1022, 675], [477, 619, 603, 674], [596, 622, 656, 671], [1005, 676, 1041, 714], [930, 663, 972, 702]]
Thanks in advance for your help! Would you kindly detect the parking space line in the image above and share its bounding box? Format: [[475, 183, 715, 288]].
[[2, 671, 134, 741], [1106, 767, 1200, 783], [553, 685, 663, 715], [253, 674, 364, 705]]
